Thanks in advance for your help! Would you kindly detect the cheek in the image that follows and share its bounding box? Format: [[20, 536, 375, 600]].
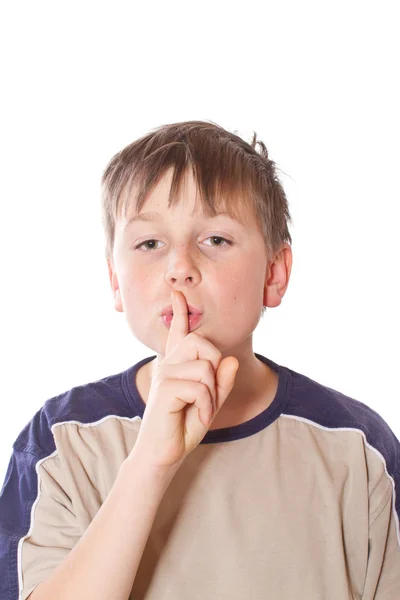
[[119, 262, 152, 291], [223, 265, 264, 309], [211, 271, 248, 314], [115, 271, 144, 310], [220, 265, 255, 295]]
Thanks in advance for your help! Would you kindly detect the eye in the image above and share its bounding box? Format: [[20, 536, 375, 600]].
[[134, 239, 161, 251], [134, 236, 233, 252], [203, 236, 232, 248]]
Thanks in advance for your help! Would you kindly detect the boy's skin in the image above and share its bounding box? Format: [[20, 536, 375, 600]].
[[108, 166, 293, 430]]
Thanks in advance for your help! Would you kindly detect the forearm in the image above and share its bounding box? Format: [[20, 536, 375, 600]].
[[29, 450, 178, 600]]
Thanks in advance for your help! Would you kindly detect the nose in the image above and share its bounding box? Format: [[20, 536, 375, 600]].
[[165, 244, 201, 287]]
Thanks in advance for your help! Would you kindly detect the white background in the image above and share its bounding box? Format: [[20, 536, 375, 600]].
[[1, 1, 399, 480]]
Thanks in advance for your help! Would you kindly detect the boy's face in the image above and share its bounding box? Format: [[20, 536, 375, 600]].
[[108, 167, 286, 359]]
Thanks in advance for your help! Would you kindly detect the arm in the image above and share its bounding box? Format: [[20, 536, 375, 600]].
[[29, 449, 179, 600], [361, 482, 400, 599]]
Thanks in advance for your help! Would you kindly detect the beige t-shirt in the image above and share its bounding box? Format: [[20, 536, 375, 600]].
[[1, 353, 399, 599]]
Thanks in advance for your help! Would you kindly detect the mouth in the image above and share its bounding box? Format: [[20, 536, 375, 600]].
[[161, 312, 203, 331]]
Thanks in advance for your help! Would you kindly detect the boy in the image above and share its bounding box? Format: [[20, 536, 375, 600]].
[[0, 120, 399, 600]]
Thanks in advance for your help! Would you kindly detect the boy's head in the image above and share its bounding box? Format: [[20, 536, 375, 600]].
[[102, 120, 293, 358]]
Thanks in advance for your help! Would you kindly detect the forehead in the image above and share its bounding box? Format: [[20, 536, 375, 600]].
[[121, 166, 257, 228]]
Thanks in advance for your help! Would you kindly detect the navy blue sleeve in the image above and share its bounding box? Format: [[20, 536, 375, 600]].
[[0, 447, 40, 600]]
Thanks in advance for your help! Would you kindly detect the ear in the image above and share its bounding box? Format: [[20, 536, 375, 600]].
[[263, 244, 293, 308], [107, 259, 124, 313]]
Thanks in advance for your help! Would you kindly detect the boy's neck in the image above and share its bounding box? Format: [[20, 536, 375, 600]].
[[135, 354, 279, 431]]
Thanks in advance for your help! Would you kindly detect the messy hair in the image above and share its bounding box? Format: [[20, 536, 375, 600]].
[[101, 120, 293, 317]]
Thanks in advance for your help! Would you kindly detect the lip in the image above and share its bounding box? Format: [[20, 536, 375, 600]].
[[162, 313, 203, 331], [161, 304, 202, 317]]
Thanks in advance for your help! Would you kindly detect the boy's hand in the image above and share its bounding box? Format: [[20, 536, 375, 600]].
[[132, 291, 239, 470]]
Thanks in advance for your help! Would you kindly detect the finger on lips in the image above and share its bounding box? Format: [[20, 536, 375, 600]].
[[166, 291, 188, 356]]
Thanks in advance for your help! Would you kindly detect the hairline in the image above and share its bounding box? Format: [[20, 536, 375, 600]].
[[117, 167, 262, 233]]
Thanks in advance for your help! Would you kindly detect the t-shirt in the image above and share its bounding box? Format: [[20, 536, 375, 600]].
[[1, 353, 399, 599]]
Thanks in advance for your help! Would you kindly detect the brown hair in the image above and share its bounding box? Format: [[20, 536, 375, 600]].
[[101, 120, 293, 315]]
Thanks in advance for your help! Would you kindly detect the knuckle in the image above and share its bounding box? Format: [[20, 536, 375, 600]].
[[206, 360, 215, 377], [187, 331, 207, 348], [201, 381, 212, 400], [188, 332, 221, 361], [213, 349, 222, 365]]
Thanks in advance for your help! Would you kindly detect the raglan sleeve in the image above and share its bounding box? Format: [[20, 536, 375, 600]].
[[361, 472, 400, 598], [0, 444, 80, 600]]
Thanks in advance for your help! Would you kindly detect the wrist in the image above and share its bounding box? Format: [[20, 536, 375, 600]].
[[122, 447, 182, 485]]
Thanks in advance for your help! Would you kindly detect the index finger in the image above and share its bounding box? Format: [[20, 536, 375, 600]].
[[165, 291, 189, 356]]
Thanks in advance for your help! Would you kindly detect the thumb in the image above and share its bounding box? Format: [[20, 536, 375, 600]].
[[215, 357, 240, 412]]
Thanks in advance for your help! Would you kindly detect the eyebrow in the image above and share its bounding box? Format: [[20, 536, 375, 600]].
[[124, 210, 241, 230]]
